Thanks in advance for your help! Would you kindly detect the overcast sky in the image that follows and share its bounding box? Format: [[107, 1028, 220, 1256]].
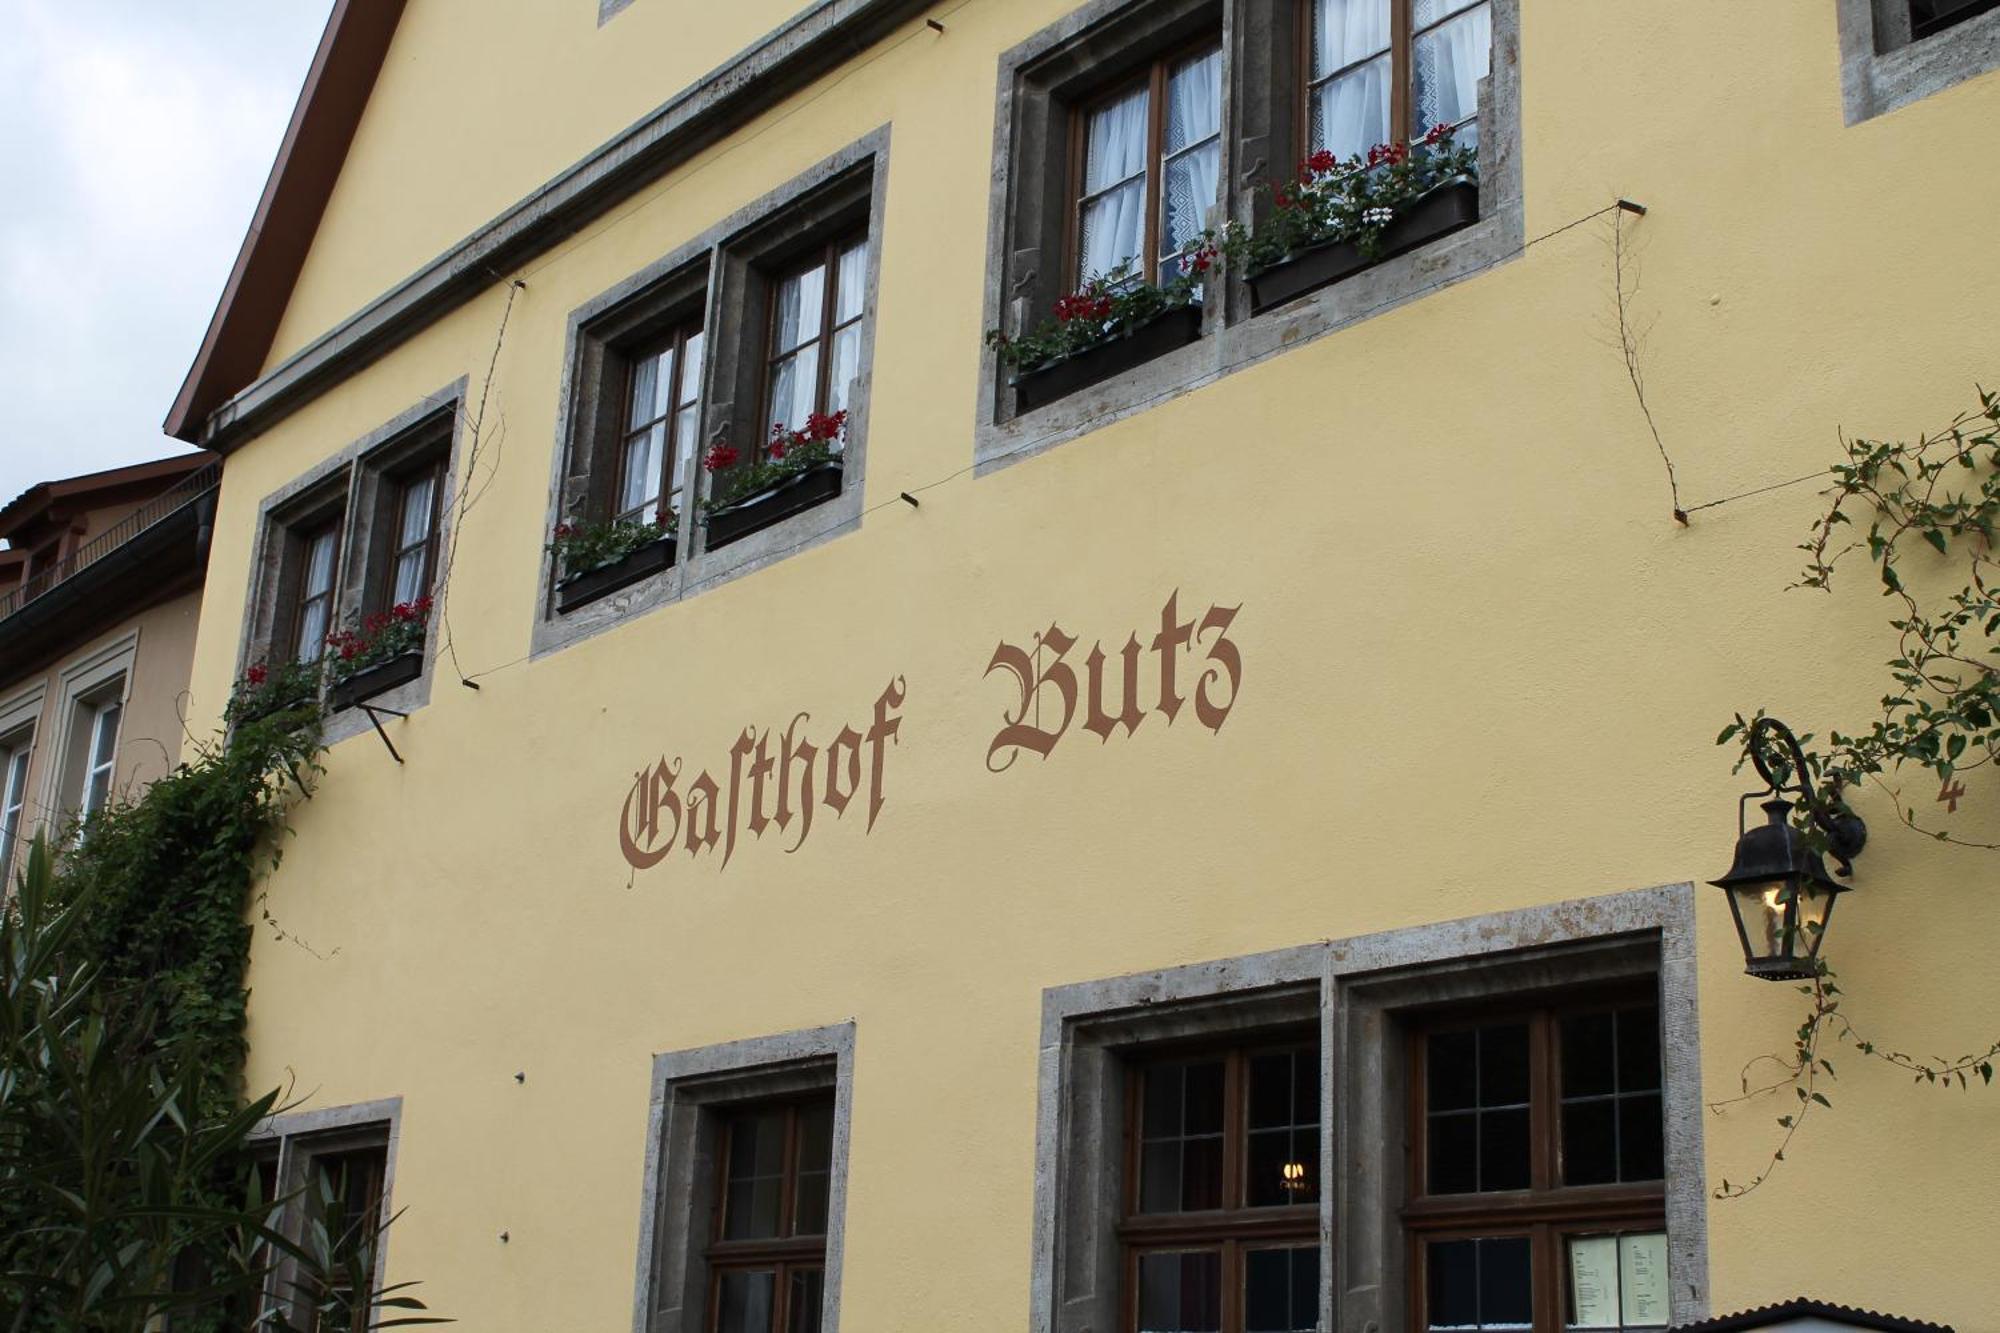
[[0, 0, 333, 507]]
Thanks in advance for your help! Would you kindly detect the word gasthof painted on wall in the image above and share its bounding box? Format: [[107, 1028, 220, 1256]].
[[619, 677, 907, 872], [984, 590, 1242, 773]]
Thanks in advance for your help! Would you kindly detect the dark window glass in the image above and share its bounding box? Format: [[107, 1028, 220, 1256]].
[[1558, 1004, 1664, 1187], [1140, 1058, 1227, 1213], [1246, 1049, 1320, 1207], [1137, 1250, 1223, 1333], [1426, 1021, 1530, 1194], [709, 1098, 834, 1333], [1910, 0, 2000, 39], [1409, 996, 1666, 1333], [1126, 1040, 1318, 1333], [787, 1268, 824, 1333], [1244, 1246, 1318, 1333], [724, 1108, 789, 1240], [1425, 1236, 1532, 1332], [718, 1270, 777, 1333], [306, 1145, 388, 1333], [792, 1103, 835, 1236]]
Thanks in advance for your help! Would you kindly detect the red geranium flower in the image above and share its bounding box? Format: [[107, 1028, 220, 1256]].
[[246, 663, 268, 687], [704, 442, 741, 471], [768, 438, 789, 461], [1305, 149, 1337, 175]]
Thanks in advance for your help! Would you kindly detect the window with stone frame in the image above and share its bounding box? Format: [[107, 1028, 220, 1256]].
[[990, 0, 1223, 330], [1072, 41, 1224, 287], [558, 260, 710, 571], [377, 454, 446, 611], [1124, 1039, 1321, 1333], [1305, 0, 1490, 160], [635, 1024, 853, 1333], [539, 138, 884, 648], [0, 724, 33, 879], [1403, 991, 1666, 1333], [63, 678, 124, 826], [1837, 0, 2000, 123], [290, 513, 345, 664], [698, 169, 874, 548], [707, 1097, 836, 1333], [247, 1108, 396, 1333]]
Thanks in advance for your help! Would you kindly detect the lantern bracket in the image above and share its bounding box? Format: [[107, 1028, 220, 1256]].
[[1742, 716, 1867, 876]]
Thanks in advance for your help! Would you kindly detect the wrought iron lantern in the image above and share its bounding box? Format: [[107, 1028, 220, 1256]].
[[1709, 718, 1867, 980]]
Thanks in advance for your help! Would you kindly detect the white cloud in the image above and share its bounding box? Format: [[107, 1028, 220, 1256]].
[[0, 0, 332, 506]]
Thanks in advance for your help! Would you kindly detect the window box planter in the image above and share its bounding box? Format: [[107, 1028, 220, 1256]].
[[1248, 176, 1480, 314], [329, 650, 424, 711], [703, 461, 845, 552], [1011, 303, 1204, 413], [555, 534, 677, 613]]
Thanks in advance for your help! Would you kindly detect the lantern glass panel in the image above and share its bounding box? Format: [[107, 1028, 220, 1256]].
[[1729, 879, 1796, 962]]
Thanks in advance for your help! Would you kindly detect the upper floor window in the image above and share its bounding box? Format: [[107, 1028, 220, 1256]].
[[293, 518, 343, 663], [1407, 996, 1665, 1333], [384, 459, 444, 608], [1309, 0, 1491, 160], [618, 323, 706, 525], [709, 1098, 834, 1333], [1909, 0, 2000, 38], [765, 238, 867, 438], [1075, 44, 1222, 285], [71, 685, 123, 822], [1126, 1041, 1320, 1333], [0, 730, 31, 874]]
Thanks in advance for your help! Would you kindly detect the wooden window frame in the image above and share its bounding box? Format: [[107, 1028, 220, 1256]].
[[760, 235, 866, 441], [1065, 36, 1223, 289], [1118, 1037, 1320, 1333], [0, 734, 32, 875], [1402, 989, 1665, 1333], [1297, 0, 1489, 157], [614, 320, 706, 526], [304, 1142, 391, 1333], [289, 516, 345, 663], [705, 1098, 833, 1333], [376, 456, 446, 613]]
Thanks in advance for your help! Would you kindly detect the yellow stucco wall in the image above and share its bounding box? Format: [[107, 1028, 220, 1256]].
[[191, 1, 2000, 1328]]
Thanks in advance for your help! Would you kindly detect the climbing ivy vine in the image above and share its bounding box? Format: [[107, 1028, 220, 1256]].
[[1713, 387, 2000, 1197], [0, 683, 442, 1329]]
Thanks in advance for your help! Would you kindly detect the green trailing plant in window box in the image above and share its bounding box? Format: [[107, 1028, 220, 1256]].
[[985, 258, 1219, 380], [547, 515, 675, 580], [699, 410, 849, 515], [1229, 123, 1480, 276], [224, 658, 324, 727], [323, 596, 432, 688]]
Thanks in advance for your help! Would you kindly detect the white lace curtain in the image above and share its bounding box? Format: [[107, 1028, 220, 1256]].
[[1078, 87, 1149, 283]]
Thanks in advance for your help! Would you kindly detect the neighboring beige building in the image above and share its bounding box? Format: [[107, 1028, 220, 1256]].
[[0, 453, 218, 882]]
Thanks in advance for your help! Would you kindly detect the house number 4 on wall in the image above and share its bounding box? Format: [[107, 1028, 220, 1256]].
[[984, 590, 1242, 773]]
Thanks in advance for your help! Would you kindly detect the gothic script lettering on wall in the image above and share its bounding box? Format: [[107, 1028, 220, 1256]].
[[619, 676, 907, 872], [985, 590, 1242, 773]]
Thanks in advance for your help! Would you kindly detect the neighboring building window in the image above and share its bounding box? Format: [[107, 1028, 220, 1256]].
[[78, 694, 122, 819], [765, 239, 867, 437], [1406, 996, 1665, 1333], [1074, 44, 1223, 285], [293, 519, 343, 662], [384, 459, 445, 607], [1909, 0, 2000, 38], [1308, 0, 1491, 160], [1125, 1042, 1320, 1333], [0, 732, 31, 873], [708, 1098, 835, 1333], [617, 323, 706, 525]]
